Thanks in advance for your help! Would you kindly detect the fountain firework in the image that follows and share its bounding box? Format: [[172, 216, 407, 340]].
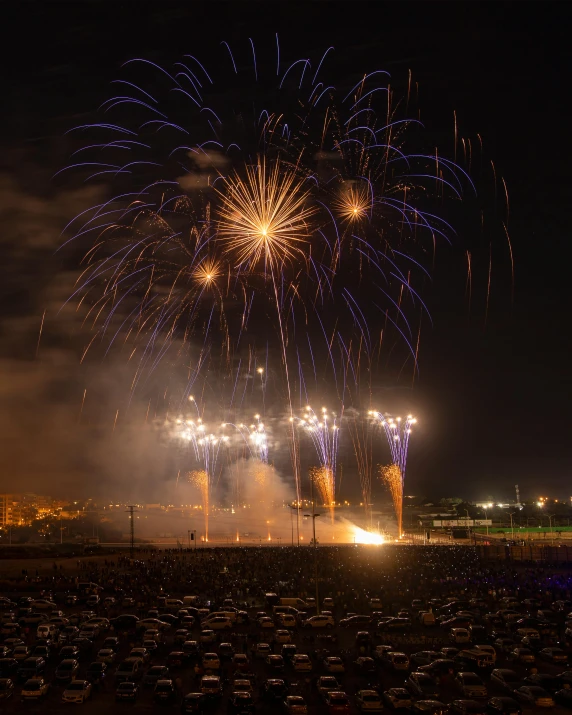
[[371, 412, 416, 536], [295, 406, 340, 521]]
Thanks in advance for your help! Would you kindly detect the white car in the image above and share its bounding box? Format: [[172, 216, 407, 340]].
[[323, 656, 345, 673], [278, 614, 297, 628], [450, 627, 471, 644], [275, 629, 292, 644], [284, 695, 308, 714], [356, 689, 383, 711], [21, 678, 50, 700], [202, 653, 220, 670], [254, 643, 271, 659], [258, 616, 275, 629], [455, 672, 488, 698], [62, 680, 92, 703], [303, 614, 335, 629], [293, 654, 312, 672]]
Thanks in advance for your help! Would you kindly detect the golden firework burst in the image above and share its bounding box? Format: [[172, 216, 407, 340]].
[[380, 463, 403, 537], [193, 257, 222, 288], [216, 157, 316, 269], [334, 183, 371, 222]]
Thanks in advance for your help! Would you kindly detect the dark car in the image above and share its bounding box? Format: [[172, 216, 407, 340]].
[[449, 700, 487, 715], [419, 659, 459, 678], [0, 678, 14, 700], [71, 637, 94, 653], [410, 701, 448, 715], [110, 614, 140, 630], [262, 679, 288, 701], [181, 692, 206, 714], [523, 673, 562, 694], [0, 659, 18, 677], [144, 665, 170, 686], [339, 615, 371, 628], [55, 659, 80, 684], [228, 691, 256, 714], [154, 679, 177, 704], [115, 681, 139, 702], [103, 636, 120, 651], [167, 651, 185, 668], [86, 661, 107, 685], [17, 657, 46, 682], [441, 617, 472, 629], [486, 697, 522, 715], [554, 689, 572, 708]]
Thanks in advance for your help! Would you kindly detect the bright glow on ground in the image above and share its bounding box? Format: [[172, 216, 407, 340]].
[[352, 526, 385, 545]]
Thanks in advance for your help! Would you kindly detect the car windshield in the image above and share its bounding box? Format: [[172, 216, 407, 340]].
[[67, 683, 86, 690], [362, 695, 379, 702], [25, 680, 42, 688], [330, 696, 348, 704], [463, 674, 482, 684], [118, 684, 134, 691], [156, 684, 172, 692]]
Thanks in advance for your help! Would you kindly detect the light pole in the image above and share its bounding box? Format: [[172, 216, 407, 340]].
[[483, 504, 492, 536], [547, 514, 555, 544], [509, 512, 515, 541], [288, 504, 300, 546], [304, 510, 321, 614]]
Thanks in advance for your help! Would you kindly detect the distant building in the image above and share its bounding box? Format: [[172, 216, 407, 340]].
[[0, 493, 54, 527]]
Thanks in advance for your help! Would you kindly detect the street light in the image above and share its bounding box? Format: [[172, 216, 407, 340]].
[[483, 504, 492, 536], [288, 504, 301, 546], [304, 510, 321, 615], [547, 514, 555, 545], [509, 512, 515, 541]]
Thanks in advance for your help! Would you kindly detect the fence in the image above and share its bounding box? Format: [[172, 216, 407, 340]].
[[476, 544, 572, 563]]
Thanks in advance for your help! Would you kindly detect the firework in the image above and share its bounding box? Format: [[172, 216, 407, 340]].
[[170, 415, 228, 541], [296, 406, 340, 521], [380, 463, 403, 537], [60, 39, 475, 515], [60, 39, 469, 408], [348, 409, 373, 527], [370, 412, 415, 477], [371, 412, 415, 536], [216, 157, 315, 270], [309, 466, 335, 511]]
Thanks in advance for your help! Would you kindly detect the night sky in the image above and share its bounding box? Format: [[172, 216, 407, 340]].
[[0, 2, 569, 502]]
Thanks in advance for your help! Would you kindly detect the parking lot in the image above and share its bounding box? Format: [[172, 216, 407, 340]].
[[1, 545, 572, 714]]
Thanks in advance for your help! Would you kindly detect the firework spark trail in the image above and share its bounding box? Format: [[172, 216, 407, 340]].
[[295, 406, 340, 521], [380, 463, 403, 537], [348, 411, 373, 527], [222, 415, 269, 500], [370, 411, 416, 535], [60, 38, 472, 413], [171, 415, 228, 541]]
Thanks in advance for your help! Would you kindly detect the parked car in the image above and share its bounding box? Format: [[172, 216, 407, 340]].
[[513, 686, 555, 708], [62, 680, 92, 703], [355, 689, 383, 711], [21, 678, 50, 700], [115, 681, 139, 702], [406, 672, 441, 699]]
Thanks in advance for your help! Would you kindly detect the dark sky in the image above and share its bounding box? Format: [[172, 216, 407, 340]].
[[0, 1, 570, 502]]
